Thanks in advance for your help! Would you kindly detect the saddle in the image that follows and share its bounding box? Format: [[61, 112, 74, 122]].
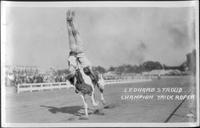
[[73, 69, 93, 96]]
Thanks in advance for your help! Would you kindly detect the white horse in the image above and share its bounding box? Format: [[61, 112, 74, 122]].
[[67, 64, 106, 118]]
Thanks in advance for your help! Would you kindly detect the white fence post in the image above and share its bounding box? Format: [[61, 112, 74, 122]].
[[30, 84, 32, 92], [40, 84, 42, 91], [17, 84, 20, 94]]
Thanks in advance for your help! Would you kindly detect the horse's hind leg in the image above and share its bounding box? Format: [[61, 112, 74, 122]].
[[97, 83, 106, 105], [100, 88, 106, 105], [80, 95, 89, 119]]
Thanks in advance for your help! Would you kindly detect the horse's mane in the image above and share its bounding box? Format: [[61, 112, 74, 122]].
[[75, 69, 85, 84]]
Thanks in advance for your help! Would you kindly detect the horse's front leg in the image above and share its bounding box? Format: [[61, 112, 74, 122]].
[[80, 94, 89, 119], [90, 84, 99, 107]]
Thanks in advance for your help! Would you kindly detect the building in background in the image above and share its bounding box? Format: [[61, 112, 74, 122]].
[[186, 49, 196, 75]]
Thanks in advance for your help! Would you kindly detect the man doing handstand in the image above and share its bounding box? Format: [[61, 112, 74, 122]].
[[66, 10, 98, 90]]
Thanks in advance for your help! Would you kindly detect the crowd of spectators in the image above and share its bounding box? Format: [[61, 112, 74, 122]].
[[5, 66, 153, 87], [5, 68, 68, 87]]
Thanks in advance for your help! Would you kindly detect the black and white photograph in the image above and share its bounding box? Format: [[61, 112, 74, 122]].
[[1, 1, 199, 127]]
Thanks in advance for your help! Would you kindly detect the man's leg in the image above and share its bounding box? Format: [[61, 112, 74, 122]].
[[69, 11, 84, 53], [66, 10, 77, 52]]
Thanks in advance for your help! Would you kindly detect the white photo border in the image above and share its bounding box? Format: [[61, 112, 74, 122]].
[[1, 1, 199, 127]]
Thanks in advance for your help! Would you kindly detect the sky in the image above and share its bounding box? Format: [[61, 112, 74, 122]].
[[5, 7, 196, 70]]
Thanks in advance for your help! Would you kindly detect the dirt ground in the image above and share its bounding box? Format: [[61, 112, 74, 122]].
[[5, 76, 197, 123]]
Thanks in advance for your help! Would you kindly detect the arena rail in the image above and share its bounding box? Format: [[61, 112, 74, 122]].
[[17, 82, 74, 93], [105, 78, 152, 85], [17, 78, 152, 93]]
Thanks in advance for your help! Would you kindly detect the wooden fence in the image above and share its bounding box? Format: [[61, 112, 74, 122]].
[[17, 78, 152, 93], [17, 82, 73, 93]]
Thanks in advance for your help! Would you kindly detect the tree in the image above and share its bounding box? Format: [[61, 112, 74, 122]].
[[108, 66, 115, 72], [186, 49, 196, 74], [93, 66, 106, 74], [56, 69, 70, 76], [115, 65, 126, 75], [142, 61, 162, 71]]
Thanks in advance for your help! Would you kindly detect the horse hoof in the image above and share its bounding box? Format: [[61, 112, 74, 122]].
[[101, 100, 106, 105], [93, 109, 105, 115], [79, 115, 89, 120], [93, 102, 99, 107]]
